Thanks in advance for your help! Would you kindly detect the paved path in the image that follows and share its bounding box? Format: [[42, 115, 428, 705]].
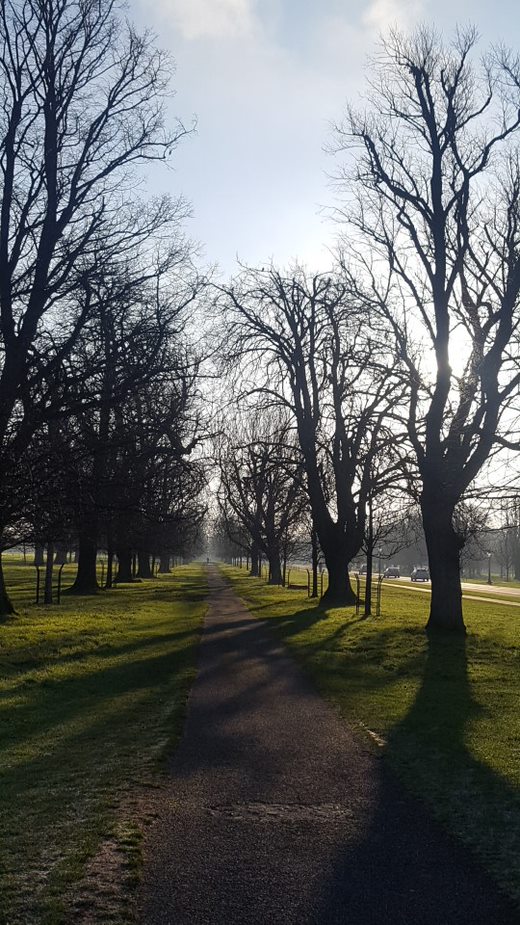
[[138, 568, 516, 924]]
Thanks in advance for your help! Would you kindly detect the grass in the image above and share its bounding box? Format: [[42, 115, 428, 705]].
[[222, 564, 520, 905], [0, 558, 206, 925]]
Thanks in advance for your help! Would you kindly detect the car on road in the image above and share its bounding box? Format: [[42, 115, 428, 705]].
[[384, 566, 400, 578], [411, 567, 430, 582]]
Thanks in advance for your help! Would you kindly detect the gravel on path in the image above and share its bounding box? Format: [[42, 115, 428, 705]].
[[138, 567, 516, 924]]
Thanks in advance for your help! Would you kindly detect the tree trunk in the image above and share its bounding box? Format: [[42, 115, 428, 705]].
[[44, 542, 54, 604], [106, 548, 114, 589], [322, 557, 356, 607], [514, 537, 520, 580], [33, 544, 45, 567], [250, 543, 260, 577], [321, 547, 357, 605], [137, 548, 152, 579], [311, 527, 318, 598], [267, 552, 283, 585], [422, 499, 466, 634], [54, 543, 68, 565], [365, 545, 373, 617], [67, 527, 99, 595], [116, 546, 133, 583], [0, 552, 16, 617], [158, 554, 170, 574], [364, 501, 374, 617]]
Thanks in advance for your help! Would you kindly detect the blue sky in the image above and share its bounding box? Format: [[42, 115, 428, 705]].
[[131, 0, 520, 274]]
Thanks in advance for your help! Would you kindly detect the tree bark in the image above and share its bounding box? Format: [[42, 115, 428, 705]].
[[137, 548, 152, 579], [106, 548, 114, 589], [267, 552, 283, 585], [67, 526, 99, 594], [311, 527, 318, 598], [364, 500, 374, 617], [321, 540, 357, 606], [0, 552, 16, 617], [54, 543, 68, 565], [158, 554, 170, 573], [44, 542, 54, 604], [116, 546, 133, 583], [365, 547, 374, 617], [33, 544, 45, 567], [422, 498, 466, 633], [250, 543, 260, 577]]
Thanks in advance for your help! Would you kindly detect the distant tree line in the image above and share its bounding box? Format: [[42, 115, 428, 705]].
[[0, 0, 206, 615], [3, 8, 520, 640]]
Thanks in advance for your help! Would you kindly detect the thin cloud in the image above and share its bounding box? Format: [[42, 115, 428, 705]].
[[154, 0, 257, 40], [363, 0, 425, 32]]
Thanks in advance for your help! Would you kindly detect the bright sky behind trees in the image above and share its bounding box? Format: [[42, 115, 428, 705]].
[[131, 0, 520, 273]]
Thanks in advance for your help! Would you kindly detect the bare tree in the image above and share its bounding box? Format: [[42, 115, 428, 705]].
[[0, 0, 189, 614], [334, 27, 520, 631], [217, 411, 306, 585], [220, 266, 405, 605]]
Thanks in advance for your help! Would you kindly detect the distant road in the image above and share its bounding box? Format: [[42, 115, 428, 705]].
[[384, 578, 520, 608]]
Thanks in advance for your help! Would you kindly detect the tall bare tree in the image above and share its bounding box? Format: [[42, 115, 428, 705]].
[[334, 27, 520, 631], [220, 266, 404, 605], [0, 0, 189, 614]]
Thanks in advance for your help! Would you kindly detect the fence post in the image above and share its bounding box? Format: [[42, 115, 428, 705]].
[[355, 575, 360, 615], [320, 569, 324, 598], [306, 568, 311, 598], [35, 566, 41, 604]]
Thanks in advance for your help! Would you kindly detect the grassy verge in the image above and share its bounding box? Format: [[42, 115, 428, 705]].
[[0, 561, 206, 924], [286, 564, 520, 601], [222, 564, 520, 904]]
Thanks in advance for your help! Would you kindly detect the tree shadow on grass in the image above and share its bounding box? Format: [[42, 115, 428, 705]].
[[311, 633, 520, 923]]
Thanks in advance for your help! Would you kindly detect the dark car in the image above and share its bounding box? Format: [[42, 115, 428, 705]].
[[411, 567, 430, 582], [384, 566, 400, 578]]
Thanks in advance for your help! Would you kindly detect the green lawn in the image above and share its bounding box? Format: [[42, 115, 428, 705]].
[[0, 559, 206, 925], [222, 564, 520, 904]]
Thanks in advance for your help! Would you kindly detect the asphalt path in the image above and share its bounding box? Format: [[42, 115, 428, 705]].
[[138, 567, 517, 924]]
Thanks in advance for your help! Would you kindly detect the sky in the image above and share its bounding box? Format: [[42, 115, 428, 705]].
[[130, 0, 520, 275]]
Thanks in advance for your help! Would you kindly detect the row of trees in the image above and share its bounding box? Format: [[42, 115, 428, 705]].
[[214, 28, 520, 635], [3, 8, 520, 637], [0, 0, 206, 614]]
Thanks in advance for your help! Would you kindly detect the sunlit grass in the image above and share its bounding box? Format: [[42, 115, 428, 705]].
[[0, 561, 206, 924], [223, 564, 520, 904]]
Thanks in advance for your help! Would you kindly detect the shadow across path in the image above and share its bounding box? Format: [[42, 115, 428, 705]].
[[138, 568, 517, 924]]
